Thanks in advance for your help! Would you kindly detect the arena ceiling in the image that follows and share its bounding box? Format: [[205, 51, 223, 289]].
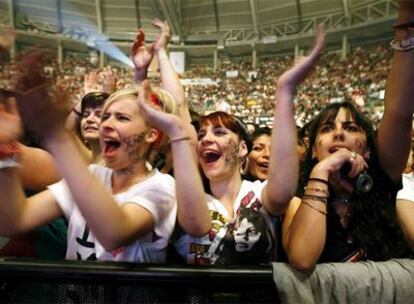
[[0, 0, 399, 64]]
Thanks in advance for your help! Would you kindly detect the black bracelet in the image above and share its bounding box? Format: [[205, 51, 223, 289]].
[[72, 108, 82, 116], [308, 177, 329, 185], [393, 20, 414, 30]]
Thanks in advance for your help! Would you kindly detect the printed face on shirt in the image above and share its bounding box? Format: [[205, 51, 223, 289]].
[[247, 134, 271, 181], [80, 107, 102, 142], [99, 96, 157, 171], [197, 121, 246, 181], [312, 107, 369, 161], [234, 217, 262, 252]]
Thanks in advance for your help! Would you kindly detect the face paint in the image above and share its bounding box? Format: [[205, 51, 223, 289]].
[[124, 132, 146, 165], [224, 138, 239, 169]]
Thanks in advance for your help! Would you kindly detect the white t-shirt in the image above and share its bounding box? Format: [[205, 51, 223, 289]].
[[397, 173, 414, 202], [174, 179, 276, 265], [48, 165, 177, 263]]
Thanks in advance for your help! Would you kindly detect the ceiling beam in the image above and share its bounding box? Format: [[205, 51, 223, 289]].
[[213, 0, 220, 32], [7, 0, 14, 27], [134, 0, 141, 29], [95, 0, 103, 33], [56, 0, 63, 33], [149, 0, 165, 20], [249, 0, 259, 36], [342, 0, 351, 25], [295, 0, 303, 33], [159, 0, 184, 40]]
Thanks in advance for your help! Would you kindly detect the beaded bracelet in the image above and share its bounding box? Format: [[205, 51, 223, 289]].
[[304, 186, 329, 196], [302, 194, 328, 205], [302, 200, 327, 216]]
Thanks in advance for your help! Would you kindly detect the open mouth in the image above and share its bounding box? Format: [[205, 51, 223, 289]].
[[202, 151, 221, 164], [103, 139, 121, 155], [258, 162, 269, 169]]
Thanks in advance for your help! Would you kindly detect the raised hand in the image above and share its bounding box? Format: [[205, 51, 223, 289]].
[[137, 80, 182, 138], [131, 19, 171, 71], [13, 50, 68, 145], [101, 66, 117, 94], [152, 18, 171, 52], [131, 29, 154, 70], [312, 148, 368, 193], [84, 70, 100, 94], [276, 25, 325, 94]]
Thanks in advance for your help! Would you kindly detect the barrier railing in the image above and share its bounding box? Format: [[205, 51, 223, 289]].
[[0, 258, 280, 303]]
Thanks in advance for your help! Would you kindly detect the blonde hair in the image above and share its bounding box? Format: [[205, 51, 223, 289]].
[[102, 86, 180, 158], [102, 86, 179, 118]]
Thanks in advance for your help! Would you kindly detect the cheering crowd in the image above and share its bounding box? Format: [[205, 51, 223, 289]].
[[0, 0, 413, 272]]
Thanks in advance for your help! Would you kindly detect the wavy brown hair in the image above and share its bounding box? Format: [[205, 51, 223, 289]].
[[298, 101, 409, 261]]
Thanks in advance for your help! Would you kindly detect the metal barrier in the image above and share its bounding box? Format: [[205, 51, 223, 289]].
[[0, 258, 280, 303]]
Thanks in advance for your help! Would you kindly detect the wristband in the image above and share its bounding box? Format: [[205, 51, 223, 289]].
[[72, 108, 82, 116], [168, 136, 190, 144], [0, 156, 20, 170]]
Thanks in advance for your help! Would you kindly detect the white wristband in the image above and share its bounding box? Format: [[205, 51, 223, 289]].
[[0, 157, 20, 170]]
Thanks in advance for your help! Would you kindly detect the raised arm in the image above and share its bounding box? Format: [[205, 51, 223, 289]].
[[377, 0, 414, 181], [0, 97, 62, 236], [131, 29, 154, 85], [262, 25, 325, 216], [152, 19, 189, 124], [138, 80, 211, 236], [16, 52, 155, 251], [131, 19, 190, 124], [101, 66, 118, 95]]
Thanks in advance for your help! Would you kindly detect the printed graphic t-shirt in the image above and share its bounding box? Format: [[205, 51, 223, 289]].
[[48, 165, 177, 263], [174, 180, 276, 265]]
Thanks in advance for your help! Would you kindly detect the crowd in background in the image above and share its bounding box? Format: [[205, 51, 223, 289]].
[[0, 43, 390, 128]]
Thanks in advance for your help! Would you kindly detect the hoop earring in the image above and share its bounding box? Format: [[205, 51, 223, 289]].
[[240, 156, 249, 175]]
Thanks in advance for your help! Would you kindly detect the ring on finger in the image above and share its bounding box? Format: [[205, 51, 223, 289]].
[[350, 152, 357, 160]]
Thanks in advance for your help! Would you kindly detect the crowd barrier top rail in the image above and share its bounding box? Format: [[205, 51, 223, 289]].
[[0, 257, 274, 283]]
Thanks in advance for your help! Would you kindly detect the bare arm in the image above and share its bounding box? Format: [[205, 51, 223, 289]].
[[377, 1, 414, 181], [397, 199, 414, 251], [262, 26, 325, 216], [0, 98, 61, 236], [151, 19, 190, 124], [18, 145, 61, 190], [16, 54, 155, 251], [44, 132, 154, 250], [138, 80, 211, 237], [0, 171, 62, 236], [132, 20, 190, 124]]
